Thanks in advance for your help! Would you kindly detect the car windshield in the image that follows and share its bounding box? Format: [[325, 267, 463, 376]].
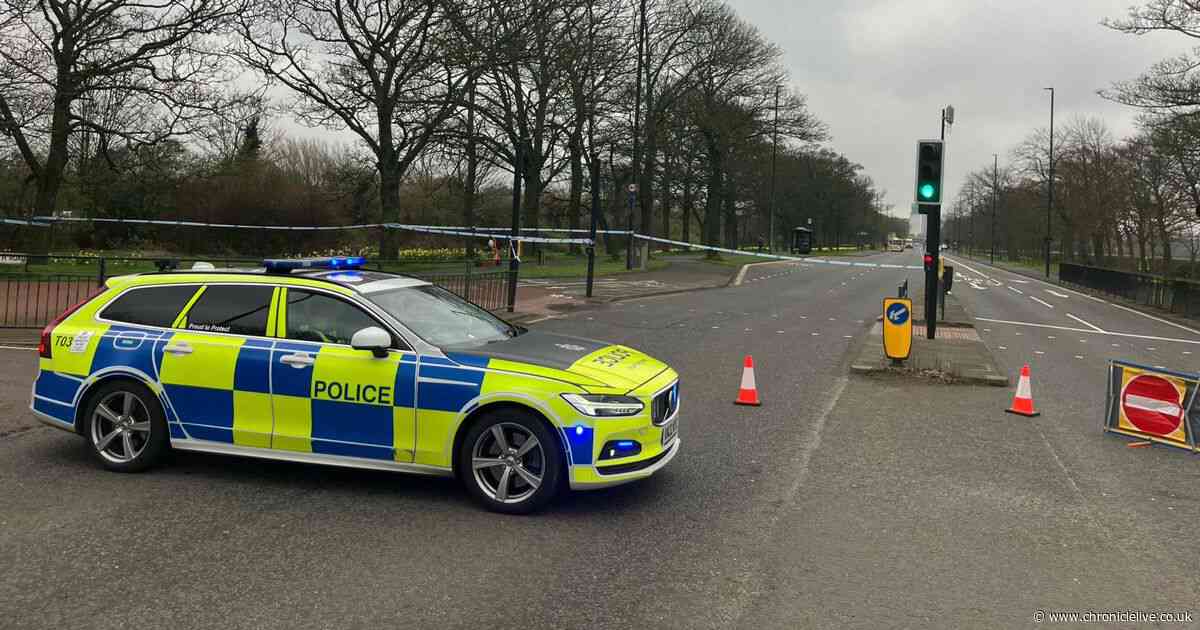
[[365, 284, 516, 348]]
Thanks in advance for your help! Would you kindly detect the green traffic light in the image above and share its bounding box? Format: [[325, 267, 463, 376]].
[[919, 183, 936, 200]]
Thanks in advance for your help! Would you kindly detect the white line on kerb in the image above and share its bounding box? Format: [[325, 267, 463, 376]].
[[1066, 313, 1106, 333], [1030, 296, 1054, 309]]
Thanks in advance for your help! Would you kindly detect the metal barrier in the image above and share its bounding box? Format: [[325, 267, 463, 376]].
[[0, 265, 514, 328], [412, 267, 512, 312], [0, 273, 99, 328], [1059, 262, 1200, 318]]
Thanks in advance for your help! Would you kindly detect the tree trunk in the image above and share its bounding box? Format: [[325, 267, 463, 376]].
[[681, 163, 693, 245], [722, 178, 738, 250], [660, 149, 674, 251], [33, 89, 74, 219], [378, 158, 401, 259], [703, 162, 722, 247], [567, 127, 584, 255]]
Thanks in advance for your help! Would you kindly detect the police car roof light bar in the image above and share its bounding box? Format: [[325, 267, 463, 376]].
[[262, 256, 367, 273]]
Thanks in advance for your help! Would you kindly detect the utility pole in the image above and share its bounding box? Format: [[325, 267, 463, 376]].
[[768, 85, 780, 252], [1044, 87, 1054, 278], [991, 154, 998, 265], [628, 0, 647, 270], [508, 137, 524, 313], [585, 0, 598, 298]]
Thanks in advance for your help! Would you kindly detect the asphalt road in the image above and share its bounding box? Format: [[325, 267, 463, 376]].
[[2, 251, 1197, 629]]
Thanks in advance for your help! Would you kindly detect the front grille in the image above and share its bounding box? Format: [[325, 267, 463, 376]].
[[651, 381, 679, 425]]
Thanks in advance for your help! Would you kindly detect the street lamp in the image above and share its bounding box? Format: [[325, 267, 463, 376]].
[[1044, 87, 1054, 278]]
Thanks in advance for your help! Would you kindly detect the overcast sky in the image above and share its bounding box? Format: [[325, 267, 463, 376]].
[[734, 0, 1184, 218]]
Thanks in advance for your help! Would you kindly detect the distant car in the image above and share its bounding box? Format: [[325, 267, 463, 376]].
[[904, 242, 913, 249], [30, 256, 680, 514]]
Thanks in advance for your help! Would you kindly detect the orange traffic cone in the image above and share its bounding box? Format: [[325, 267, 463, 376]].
[[735, 355, 762, 406], [1005, 363, 1040, 417]]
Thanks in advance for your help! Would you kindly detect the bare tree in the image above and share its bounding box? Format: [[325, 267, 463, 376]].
[[1103, 2, 1200, 111], [0, 0, 242, 217], [236, 0, 493, 257]]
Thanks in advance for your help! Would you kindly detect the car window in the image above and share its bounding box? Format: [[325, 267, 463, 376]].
[[184, 285, 274, 336], [285, 289, 382, 346], [101, 285, 200, 328], [365, 284, 514, 348]]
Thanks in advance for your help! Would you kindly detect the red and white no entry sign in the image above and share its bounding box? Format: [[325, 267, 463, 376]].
[[1121, 374, 1185, 437]]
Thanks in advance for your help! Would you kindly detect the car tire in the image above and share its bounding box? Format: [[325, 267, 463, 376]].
[[81, 380, 170, 473], [458, 408, 564, 515]]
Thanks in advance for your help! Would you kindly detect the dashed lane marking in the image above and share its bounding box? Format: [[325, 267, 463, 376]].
[[1008, 285, 1024, 295], [1046, 289, 1070, 299], [1030, 296, 1055, 309]]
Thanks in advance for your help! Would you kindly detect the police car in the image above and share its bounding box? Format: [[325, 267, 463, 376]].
[[30, 257, 680, 513]]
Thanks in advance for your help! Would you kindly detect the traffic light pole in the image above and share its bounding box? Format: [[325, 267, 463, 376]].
[[924, 206, 940, 340]]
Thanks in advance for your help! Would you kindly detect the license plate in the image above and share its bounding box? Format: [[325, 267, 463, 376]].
[[661, 419, 678, 446]]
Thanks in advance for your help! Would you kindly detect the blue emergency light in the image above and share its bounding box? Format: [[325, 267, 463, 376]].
[[262, 256, 367, 272]]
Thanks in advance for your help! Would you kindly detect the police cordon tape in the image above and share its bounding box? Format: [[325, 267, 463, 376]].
[[22, 216, 597, 244], [12, 215, 924, 268], [631, 233, 924, 270]]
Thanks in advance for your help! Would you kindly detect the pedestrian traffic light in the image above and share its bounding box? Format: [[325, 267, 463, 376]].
[[915, 140, 944, 210]]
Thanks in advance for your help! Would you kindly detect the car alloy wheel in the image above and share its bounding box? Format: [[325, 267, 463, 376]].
[[89, 390, 152, 464], [471, 422, 546, 505]]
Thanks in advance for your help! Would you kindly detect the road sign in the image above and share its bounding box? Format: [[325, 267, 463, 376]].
[[1105, 362, 1197, 452], [882, 298, 912, 361], [1121, 373, 1185, 437]]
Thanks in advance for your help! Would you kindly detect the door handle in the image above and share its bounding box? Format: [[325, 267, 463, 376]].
[[280, 353, 314, 368], [163, 342, 193, 356]]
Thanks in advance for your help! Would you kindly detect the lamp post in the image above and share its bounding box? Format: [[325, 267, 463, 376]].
[[768, 85, 780, 252], [991, 153, 998, 265], [1044, 87, 1054, 278]]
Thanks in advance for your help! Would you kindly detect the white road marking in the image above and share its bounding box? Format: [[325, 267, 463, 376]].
[[1075, 355, 1085, 359], [975, 316, 1200, 346], [1010, 279, 1030, 284], [946, 255, 1200, 338], [1184, 351, 1193, 355], [1035, 350, 1045, 355], [1106, 301, 1200, 338], [1066, 313, 1107, 333], [1147, 347, 1157, 351], [811, 332, 820, 336], [0, 345, 35, 351], [1008, 285, 1024, 295], [998, 346, 1008, 350], [1046, 289, 1070, 299], [1030, 296, 1055, 309], [1048, 336, 1056, 339]]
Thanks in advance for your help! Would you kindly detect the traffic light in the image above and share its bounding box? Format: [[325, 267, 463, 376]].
[[915, 140, 944, 210]]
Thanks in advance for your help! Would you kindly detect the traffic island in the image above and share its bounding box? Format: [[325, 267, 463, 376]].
[[850, 288, 1008, 386]]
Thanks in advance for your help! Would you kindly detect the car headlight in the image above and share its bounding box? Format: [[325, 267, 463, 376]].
[[561, 393, 644, 417]]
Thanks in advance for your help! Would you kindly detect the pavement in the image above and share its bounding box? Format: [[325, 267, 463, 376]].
[[2, 249, 1199, 628]]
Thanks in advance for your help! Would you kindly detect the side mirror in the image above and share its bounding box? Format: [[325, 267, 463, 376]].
[[351, 326, 391, 358]]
